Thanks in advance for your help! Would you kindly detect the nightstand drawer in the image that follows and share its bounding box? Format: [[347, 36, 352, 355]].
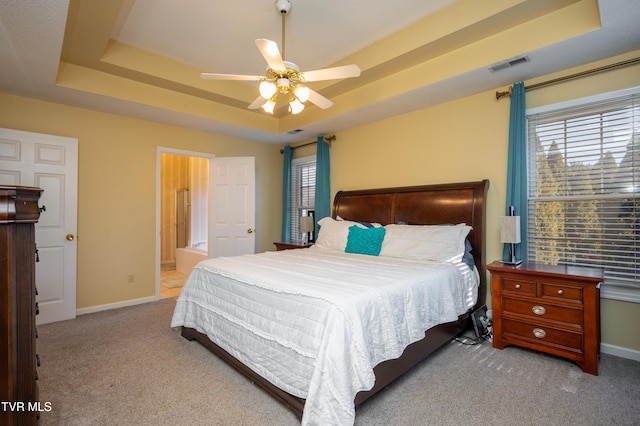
[[502, 297, 583, 328], [541, 282, 583, 304], [502, 318, 583, 352], [501, 278, 536, 296]]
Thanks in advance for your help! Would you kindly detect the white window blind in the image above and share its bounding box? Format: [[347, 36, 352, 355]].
[[290, 156, 316, 243], [527, 89, 640, 301]]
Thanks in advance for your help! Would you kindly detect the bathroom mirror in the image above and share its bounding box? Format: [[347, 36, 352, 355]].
[[176, 188, 189, 248]]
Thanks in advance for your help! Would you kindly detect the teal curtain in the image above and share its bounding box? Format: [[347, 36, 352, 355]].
[[503, 82, 528, 262], [314, 136, 331, 235], [280, 145, 293, 242]]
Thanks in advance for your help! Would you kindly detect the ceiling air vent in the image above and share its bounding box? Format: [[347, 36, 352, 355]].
[[489, 55, 530, 72], [287, 129, 304, 134]]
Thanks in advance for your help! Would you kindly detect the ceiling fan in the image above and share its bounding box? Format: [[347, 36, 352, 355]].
[[200, 0, 361, 115]]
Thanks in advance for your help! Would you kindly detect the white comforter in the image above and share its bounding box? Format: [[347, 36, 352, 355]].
[[170, 247, 478, 425]]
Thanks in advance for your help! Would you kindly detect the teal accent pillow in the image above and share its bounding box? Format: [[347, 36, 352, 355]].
[[345, 225, 386, 256]]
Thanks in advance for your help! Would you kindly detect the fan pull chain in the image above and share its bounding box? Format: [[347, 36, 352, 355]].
[[281, 10, 286, 60]]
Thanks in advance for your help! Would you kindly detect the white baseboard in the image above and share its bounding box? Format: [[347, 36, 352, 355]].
[[76, 295, 158, 316], [601, 343, 640, 362]]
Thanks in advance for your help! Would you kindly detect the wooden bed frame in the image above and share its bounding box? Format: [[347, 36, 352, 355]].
[[180, 179, 489, 417]]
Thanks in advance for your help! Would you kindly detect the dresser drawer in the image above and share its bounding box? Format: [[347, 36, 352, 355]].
[[501, 278, 536, 296], [502, 297, 583, 328], [502, 318, 583, 352], [541, 282, 583, 304]]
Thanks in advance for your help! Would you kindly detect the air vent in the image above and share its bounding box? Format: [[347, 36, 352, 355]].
[[287, 129, 304, 134], [489, 55, 530, 72]]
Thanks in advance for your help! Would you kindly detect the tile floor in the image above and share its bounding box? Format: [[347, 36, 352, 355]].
[[160, 262, 186, 299]]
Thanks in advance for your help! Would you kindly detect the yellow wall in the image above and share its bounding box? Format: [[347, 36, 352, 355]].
[[330, 51, 640, 352], [0, 93, 283, 309], [1, 50, 638, 353]]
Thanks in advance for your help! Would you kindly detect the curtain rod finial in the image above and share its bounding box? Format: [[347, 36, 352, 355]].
[[496, 86, 513, 100], [324, 134, 336, 147]]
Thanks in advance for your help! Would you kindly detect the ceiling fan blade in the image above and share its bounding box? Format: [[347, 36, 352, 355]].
[[248, 95, 266, 109], [200, 73, 262, 81], [306, 89, 333, 109], [255, 39, 286, 72], [301, 64, 361, 82]]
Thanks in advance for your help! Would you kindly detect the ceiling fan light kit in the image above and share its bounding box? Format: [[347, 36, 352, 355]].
[[200, 0, 360, 115]]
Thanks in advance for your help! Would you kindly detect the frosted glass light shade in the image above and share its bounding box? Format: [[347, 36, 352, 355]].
[[293, 85, 310, 102], [259, 81, 277, 99], [261, 98, 276, 114], [289, 98, 304, 114]]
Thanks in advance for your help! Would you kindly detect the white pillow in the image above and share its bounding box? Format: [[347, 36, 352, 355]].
[[379, 223, 472, 263], [314, 217, 363, 251]]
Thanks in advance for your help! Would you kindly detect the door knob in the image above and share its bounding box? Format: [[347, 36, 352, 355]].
[[66, 234, 75, 241], [247, 228, 254, 234]]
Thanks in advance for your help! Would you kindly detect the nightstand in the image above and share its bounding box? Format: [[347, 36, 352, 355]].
[[486, 261, 603, 375], [273, 242, 312, 251]]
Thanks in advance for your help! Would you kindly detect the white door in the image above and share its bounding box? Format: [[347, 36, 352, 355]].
[[210, 157, 256, 257], [0, 128, 78, 324]]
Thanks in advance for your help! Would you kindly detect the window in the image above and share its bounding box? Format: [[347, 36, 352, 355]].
[[290, 156, 316, 244], [527, 87, 640, 302]]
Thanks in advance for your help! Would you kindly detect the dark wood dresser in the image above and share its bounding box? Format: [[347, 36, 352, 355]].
[[1, 185, 43, 425], [487, 261, 603, 375]]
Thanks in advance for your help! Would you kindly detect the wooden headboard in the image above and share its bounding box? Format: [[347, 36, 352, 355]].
[[332, 180, 489, 301]]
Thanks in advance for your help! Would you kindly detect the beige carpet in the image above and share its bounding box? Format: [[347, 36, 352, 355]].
[[36, 298, 640, 425]]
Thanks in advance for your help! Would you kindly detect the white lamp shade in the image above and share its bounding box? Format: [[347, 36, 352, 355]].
[[500, 216, 521, 244], [259, 81, 277, 98], [293, 85, 310, 102], [289, 98, 305, 114], [300, 216, 314, 233], [261, 98, 276, 114]]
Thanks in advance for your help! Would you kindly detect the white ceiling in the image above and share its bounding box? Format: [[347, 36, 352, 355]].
[[1, 0, 639, 145], [112, 0, 457, 76]]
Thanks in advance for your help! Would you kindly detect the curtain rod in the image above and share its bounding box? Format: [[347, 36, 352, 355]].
[[280, 135, 335, 154], [495, 57, 640, 100]]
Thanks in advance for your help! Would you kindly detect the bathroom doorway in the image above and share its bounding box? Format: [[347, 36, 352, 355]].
[[156, 149, 255, 299], [158, 150, 210, 298]]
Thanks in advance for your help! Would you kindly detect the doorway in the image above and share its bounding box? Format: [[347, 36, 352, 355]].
[[157, 149, 212, 299], [155, 150, 256, 299]]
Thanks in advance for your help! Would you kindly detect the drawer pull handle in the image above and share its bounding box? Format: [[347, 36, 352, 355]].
[[515, 284, 521, 289], [557, 289, 564, 295], [532, 328, 547, 339], [532, 305, 546, 315]]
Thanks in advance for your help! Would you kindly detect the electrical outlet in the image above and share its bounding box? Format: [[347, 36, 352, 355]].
[[127, 273, 135, 283]]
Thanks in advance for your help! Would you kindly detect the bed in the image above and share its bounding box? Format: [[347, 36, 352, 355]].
[[171, 180, 488, 425]]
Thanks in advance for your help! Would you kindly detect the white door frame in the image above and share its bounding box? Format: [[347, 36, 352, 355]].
[[155, 147, 214, 298]]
